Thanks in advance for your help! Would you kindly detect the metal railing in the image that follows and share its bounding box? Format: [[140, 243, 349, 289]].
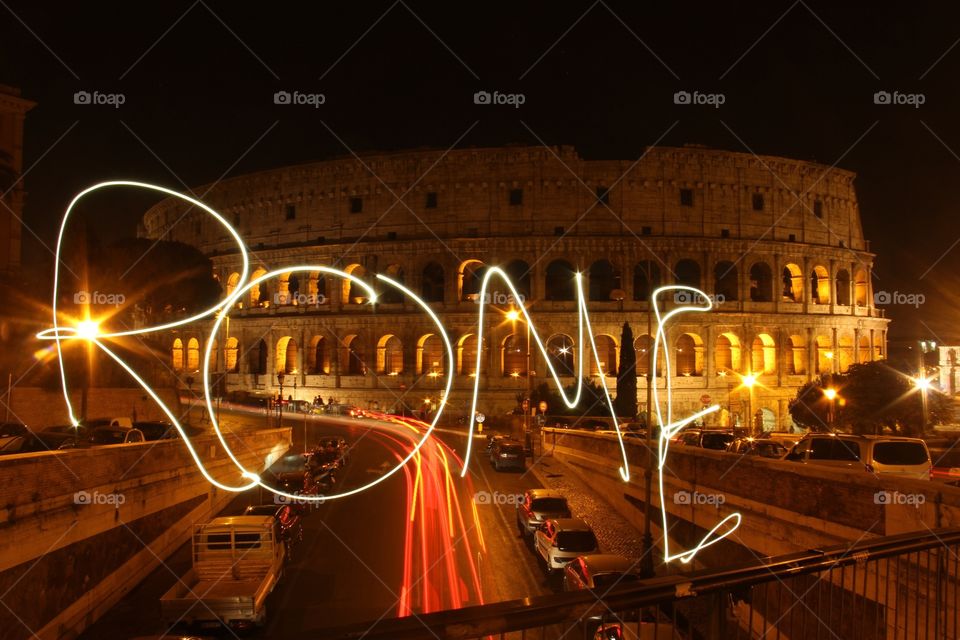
[[323, 528, 960, 640]]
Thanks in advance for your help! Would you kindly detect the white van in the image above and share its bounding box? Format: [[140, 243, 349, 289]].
[[784, 434, 931, 480]]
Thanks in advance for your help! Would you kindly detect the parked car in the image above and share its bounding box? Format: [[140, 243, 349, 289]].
[[516, 489, 572, 536], [485, 434, 508, 454], [44, 424, 90, 440], [243, 504, 303, 558], [727, 437, 788, 458], [84, 416, 133, 429], [0, 423, 28, 438], [0, 431, 81, 455], [135, 421, 179, 441], [563, 553, 639, 591], [89, 426, 145, 445], [490, 438, 525, 471], [674, 428, 736, 451], [783, 434, 932, 480], [534, 518, 600, 572]]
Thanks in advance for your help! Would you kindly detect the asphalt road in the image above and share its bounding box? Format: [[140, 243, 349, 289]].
[[80, 413, 558, 639]]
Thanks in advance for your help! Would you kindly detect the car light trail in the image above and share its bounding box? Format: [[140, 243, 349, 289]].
[[38, 181, 739, 567]]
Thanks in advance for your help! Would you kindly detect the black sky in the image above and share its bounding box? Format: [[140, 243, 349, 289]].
[[3, 1, 960, 340]]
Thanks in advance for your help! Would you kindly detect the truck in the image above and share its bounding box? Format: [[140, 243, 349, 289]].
[[160, 515, 285, 631]]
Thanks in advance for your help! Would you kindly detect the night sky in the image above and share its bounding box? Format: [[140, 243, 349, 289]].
[[3, 1, 960, 340]]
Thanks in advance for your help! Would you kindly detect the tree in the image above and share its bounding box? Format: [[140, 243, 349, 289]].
[[614, 321, 638, 418], [788, 361, 951, 435], [529, 378, 614, 417]]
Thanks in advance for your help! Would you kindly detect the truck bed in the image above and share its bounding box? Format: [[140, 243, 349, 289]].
[[159, 567, 278, 626]]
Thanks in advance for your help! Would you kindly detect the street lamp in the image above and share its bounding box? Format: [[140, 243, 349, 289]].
[[276, 370, 286, 428], [741, 373, 757, 434], [823, 387, 838, 429]]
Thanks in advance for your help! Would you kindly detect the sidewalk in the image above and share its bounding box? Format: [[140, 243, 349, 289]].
[[527, 448, 645, 559]]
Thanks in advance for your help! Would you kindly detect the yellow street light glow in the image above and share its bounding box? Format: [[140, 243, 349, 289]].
[[914, 376, 933, 391], [823, 388, 838, 400], [741, 373, 757, 388], [75, 320, 100, 340], [825, 351, 835, 360], [38, 181, 739, 568]]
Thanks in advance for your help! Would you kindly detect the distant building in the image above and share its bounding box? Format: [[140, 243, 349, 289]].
[[141, 145, 889, 427], [0, 84, 35, 276]]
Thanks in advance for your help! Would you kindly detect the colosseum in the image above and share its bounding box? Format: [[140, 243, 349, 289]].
[[141, 144, 888, 429]]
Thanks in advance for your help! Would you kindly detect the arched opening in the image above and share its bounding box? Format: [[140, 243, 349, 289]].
[[545, 259, 576, 301], [859, 334, 871, 364], [458, 334, 479, 376], [308, 335, 330, 374], [504, 259, 531, 300], [377, 334, 404, 374], [287, 274, 301, 305], [546, 334, 575, 377], [854, 269, 869, 306], [836, 269, 851, 306], [810, 266, 830, 304], [172, 338, 184, 370], [186, 338, 200, 371], [276, 336, 298, 374], [459, 260, 485, 301], [250, 339, 267, 375], [225, 272, 240, 298], [786, 335, 806, 375], [379, 264, 405, 304], [304, 270, 327, 305], [782, 263, 803, 302], [250, 268, 268, 307], [206, 339, 217, 371], [502, 334, 527, 377], [417, 334, 444, 376], [751, 334, 776, 375], [225, 337, 239, 373], [749, 262, 773, 302], [342, 335, 366, 375], [588, 260, 621, 302], [715, 333, 742, 373], [633, 261, 662, 301], [815, 335, 833, 374], [634, 334, 661, 377], [343, 264, 368, 304], [676, 333, 704, 376], [675, 259, 701, 289], [590, 335, 618, 377], [714, 261, 738, 302], [421, 262, 445, 303], [838, 334, 855, 372]]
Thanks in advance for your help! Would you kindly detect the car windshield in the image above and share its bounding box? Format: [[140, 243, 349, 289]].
[[755, 443, 786, 458], [531, 498, 567, 513], [873, 442, 928, 465], [702, 433, 734, 449], [592, 572, 639, 589], [91, 430, 125, 444], [556, 531, 597, 552], [500, 444, 524, 453]]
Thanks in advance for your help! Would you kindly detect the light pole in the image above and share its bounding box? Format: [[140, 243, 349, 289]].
[[277, 370, 286, 429], [823, 387, 838, 430], [741, 373, 756, 435], [914, 376, 931, 433]]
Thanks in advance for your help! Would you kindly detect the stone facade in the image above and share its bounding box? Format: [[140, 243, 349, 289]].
[[141, 145, 888, 427]]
